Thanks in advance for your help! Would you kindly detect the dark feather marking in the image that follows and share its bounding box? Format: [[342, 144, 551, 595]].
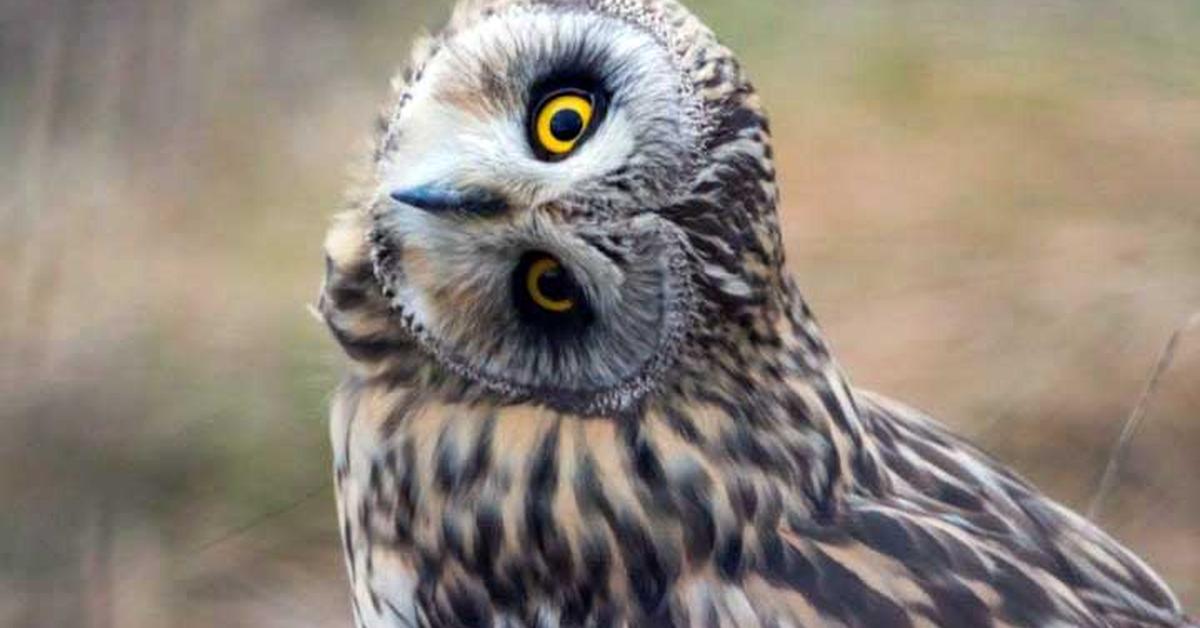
[[756, 482, 783, 531], [759, 541, 913, 628], [610, 510, 675, 624], [431, 576, 493, 628], [524, 418, 572, 576], [326, 321, 405, 364], [626, 421, 667, 492], [343, 516, 357, 580], [726, 476, 758, 523], [808, 547, 913, 627], [992, 558, 1077, 626], [715, 531, 743, 580], [326, 257, 376, 310], [381, 391, 423, 439], [668, 457, 716, 562], [580, 530, 612, 594], [574, 449, 674, 616], [573, 451, 613, 519], [442, 510, 467, 563], [718, 423, 792, 479], [813, 384, 859, 447], [473, 500, 503, 572], [358, 501, 374, 547], [434, 421, 462, 495], [482, 558, 526, 611], [914, 572, 994, 628], [463, 413, 496, 489], [382, 600, 417, 628], [391, 438, 418, 543], [622, 420, 682, 528]]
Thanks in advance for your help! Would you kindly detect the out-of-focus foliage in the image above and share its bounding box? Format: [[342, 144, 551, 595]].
[[1, 1, 1196, 625]]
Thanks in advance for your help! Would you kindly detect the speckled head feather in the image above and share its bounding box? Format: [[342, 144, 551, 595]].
[[352, 0, 802, 419], [319, 1, 1193, 626]]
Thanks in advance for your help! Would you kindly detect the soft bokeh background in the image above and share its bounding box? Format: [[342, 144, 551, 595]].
[[2, 0, 1197, 625]]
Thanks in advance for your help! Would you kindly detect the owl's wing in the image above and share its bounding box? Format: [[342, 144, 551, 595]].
[[849, 391, 1191, 627], [675, 517, 1097, 627], [688, 390, 1191, 627]]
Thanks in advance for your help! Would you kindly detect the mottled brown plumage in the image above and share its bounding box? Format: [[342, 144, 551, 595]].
[[318, 0, 1194, 626]]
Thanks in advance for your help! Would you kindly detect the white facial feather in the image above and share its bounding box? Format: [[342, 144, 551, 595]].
[[366, 3, 705, 412], [377, 9, 682, 207]]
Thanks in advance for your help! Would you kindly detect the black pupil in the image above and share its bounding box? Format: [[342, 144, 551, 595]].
[[549, 108, 585, 142], [513, 252, 592, 329], [536, 262, 573, 304]]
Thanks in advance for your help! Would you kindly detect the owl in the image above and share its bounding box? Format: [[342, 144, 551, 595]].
[[318, 0, 1194, 626]]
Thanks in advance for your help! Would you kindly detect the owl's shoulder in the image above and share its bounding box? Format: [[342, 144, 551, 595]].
[[835, 390, 1189, 627]]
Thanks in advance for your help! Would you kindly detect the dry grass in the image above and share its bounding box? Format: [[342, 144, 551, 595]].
[[1087, 312, 1200, 521], [1, 1, 1197, 625]]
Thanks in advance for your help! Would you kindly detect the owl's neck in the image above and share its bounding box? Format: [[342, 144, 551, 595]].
[[324, 212, 890, 609], [321, 208, 887, 520], [328, 294, 886, 610], [666, 266, 889, 509]]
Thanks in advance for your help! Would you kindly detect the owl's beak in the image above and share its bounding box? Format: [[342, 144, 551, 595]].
[[390, 184, 507, 216]]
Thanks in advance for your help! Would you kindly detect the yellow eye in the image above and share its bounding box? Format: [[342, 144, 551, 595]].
[[533, 91, 595, 158], [525, 257, 576, 313]]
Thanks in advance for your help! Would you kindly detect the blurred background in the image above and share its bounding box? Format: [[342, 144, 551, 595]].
[[1, 0, 1197, 625]]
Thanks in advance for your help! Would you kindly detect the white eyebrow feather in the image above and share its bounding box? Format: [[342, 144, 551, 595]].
[[377, 9, 679, 207]]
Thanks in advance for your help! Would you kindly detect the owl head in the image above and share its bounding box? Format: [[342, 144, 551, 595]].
[[343, 0, 786, 414]]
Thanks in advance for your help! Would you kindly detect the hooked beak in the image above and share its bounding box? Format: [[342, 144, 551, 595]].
[[390, 184, 507, 215]]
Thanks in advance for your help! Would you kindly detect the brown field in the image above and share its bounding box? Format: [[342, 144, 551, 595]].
[[1, 1, 1196, 625]]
